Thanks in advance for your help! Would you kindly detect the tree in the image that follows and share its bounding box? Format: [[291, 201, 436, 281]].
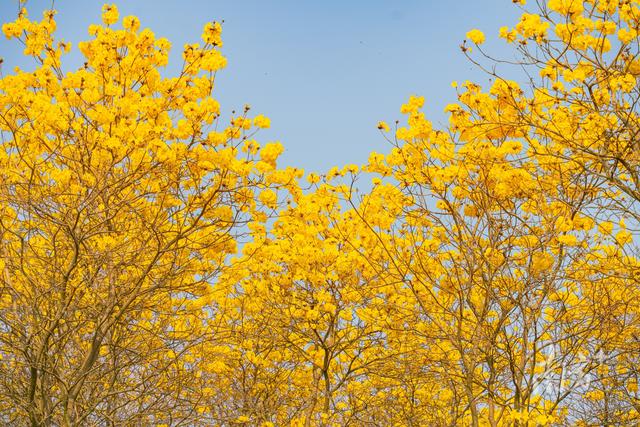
[[206, 181, 392, 426], [0, 4, 286, 425], [458, 0, 640, 423], [343, 91, 636, 425]]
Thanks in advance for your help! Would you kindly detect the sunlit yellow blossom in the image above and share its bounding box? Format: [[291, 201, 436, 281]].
[[377, 121, 390, 131], [466, 28, 485, 44], [253, 114, 271, 129], [122, 15, 140, 31], [101, 3, 119, 25]]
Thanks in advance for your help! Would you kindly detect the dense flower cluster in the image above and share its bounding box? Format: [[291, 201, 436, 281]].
[[1, 1, 640, 426]]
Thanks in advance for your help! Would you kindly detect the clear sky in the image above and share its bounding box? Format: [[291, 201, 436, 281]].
[[0, 0, 523, 173]]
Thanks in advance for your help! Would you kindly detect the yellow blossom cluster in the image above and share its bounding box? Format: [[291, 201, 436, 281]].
[[1, 1, 640, 426]]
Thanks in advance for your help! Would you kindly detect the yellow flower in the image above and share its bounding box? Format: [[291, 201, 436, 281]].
[[122, 15, 140, 32], [253, 114, 271, 129], [306, 173, 320, 184], [101, 4, 119, 25], [260, 142, 284, 166], [466, 29, 485, 44], [377, 121, 390, 132], [548, 0, 584, 15], [2, 22, 21, 39], [499, 26, 517, 43], [202, 21, 223, 46], [616, 230, 633, 245], [436, 200, 448, 210], [400, 95, 425, 114], [557, 234, 578, 246], [618, 28, 637, 44], [463, 205, 478, 217], [259, 189, 278, 209]]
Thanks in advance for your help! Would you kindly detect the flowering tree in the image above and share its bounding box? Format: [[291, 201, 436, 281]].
[[1, 1, 640, 426], [0, 4, 288, 425]]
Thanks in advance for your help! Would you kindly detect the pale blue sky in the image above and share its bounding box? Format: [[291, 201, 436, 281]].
[[0, 1, 523, 172]]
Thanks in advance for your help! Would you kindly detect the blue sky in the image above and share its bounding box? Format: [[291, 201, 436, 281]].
[[1, 0, 523, 173]]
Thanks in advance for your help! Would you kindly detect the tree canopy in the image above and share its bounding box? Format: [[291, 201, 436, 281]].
[[1, 1, 640, 426]]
